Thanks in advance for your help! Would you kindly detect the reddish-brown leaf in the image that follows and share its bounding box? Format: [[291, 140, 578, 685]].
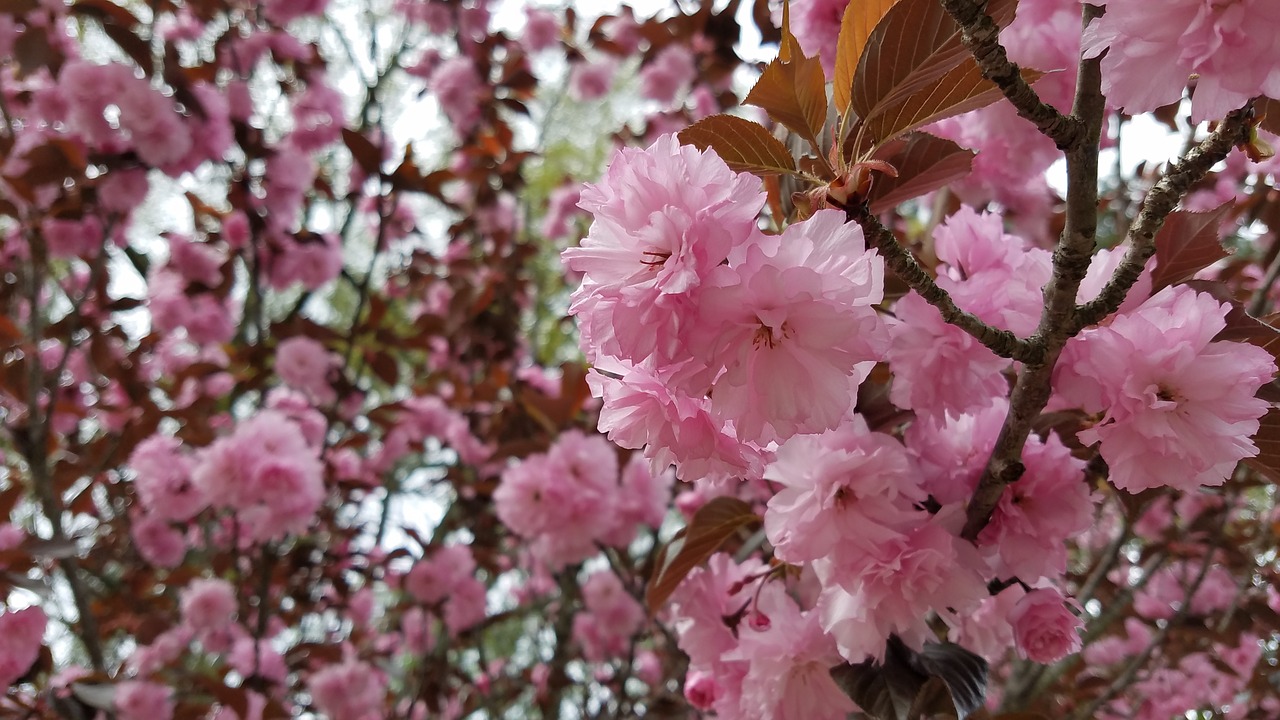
[[1258, 96, 1280, 137], [1151, 202, 1234, 290], [1243, 407, 1280, 484], [852, 0, 1017, 139], [645, 497, 761, 612], [865, 60, 1047, 146], [1215, 308, 1280, 364], [678, 114, 799, 178], [343, 128, 383, 177], [744, 51, 829, 157], [866, 132, 974, 214], [833, 0, 899, 117]]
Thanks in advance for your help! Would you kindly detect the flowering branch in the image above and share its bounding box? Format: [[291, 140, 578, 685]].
[[1071, 103, 1256, 331], [842, 203, 1036, 363], [939, 0, 1087, 150]]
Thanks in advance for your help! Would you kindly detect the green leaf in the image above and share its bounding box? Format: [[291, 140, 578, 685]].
[[678, 114, 799, 178], [1150, 202, 1234, 291], [645, 497, 761, 612]]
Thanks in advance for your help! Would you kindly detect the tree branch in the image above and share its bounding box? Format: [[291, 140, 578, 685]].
[[1072, 103, 1255, 331], [938, 0, 1086, 150], [843, 204, 1036, 363], [959, 24, 1107, 541]]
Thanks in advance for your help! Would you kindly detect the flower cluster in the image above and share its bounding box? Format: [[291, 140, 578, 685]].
[[564, 134, 888, 483]]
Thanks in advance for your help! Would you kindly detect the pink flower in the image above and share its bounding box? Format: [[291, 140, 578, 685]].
[[180, 578, 238, 631], [0, 606, 46, 687], [817, 509, 988, 663], [569, 59, 617, 101], [132, 513, 187, 567], [692, 210, 887, 443], [572, 571, 645, 661], [268, 234, 342, 290], [275, 336, 337, 404], [404, 545, 477, 606], [947, 585, 1026, 662], [724, 599, 857, 720], [1056, 284, 1276, 493], [562, 133, 764, 367], [640, 45, 696, 104], [522, 8, 560, 53], [115, 681, 174, 720], [1009, 587, 1083, 663], [129, 435, 205, 522], [1084, 0, 1280, 122], [764, 416, 923, 563], [684, 670, 720, 709], [588, 362, 768, 483], [493, 430, 619, 568], [887, 292, 1010, 417], [790, 0, 849, 74], [307, 659, 386, 719], [430, 56, 484, 137]]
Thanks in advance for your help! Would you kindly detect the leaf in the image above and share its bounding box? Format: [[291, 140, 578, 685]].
[[1259, 96, 1280, 138], [830, 637, 989, 720], [852, 0, 1017, 140], [779, 0, 797, 63], [1215, 307, 1280, 364], [833, 0, 898, 117], [830, 637, 927, 720], [678, 114, 798, 178], [70, 683, 116, 712], [866, 132, 974, 214], [1243, 407, 1280, 484], [909, 641, 990, 719], [744, 51, 829, 157], [866, 60, 1048, 146], [1150, 202, 1233, 291], [645, 497, 760, 612], [342, 128, 383, 177]]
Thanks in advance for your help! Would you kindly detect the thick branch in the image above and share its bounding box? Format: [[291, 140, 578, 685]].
[[1072, 104, 1254, 331], [939, 0, 1085, 150], [959, 24, 1107, 541], [843, 204, 1035, 363]]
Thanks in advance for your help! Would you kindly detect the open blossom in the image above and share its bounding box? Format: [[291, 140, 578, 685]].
[[723, 596, 856, 720], [276, 336, 337, 403], [1083, 0, 1280, 122], [1010, 588, 1083, 663], [308, 659, 386, 720], [0, 606, 46, 688], [818, 509, 988, 662], [563, 133, 764, 366], [180, 578, 238, 631], [494, 429, 621, 568], [764, 416, 923, 563], [692, 210, 888, 443], [572, 570, 645, 661], [115, 681, 175, 720], [1056, 284, 1275, 492]]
